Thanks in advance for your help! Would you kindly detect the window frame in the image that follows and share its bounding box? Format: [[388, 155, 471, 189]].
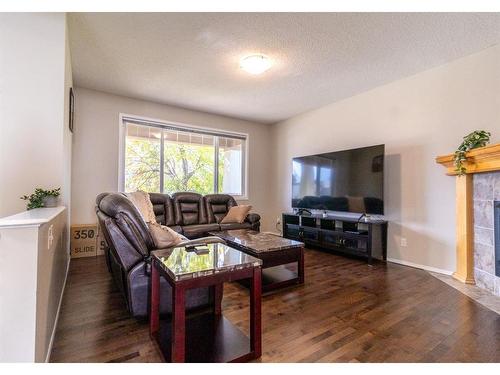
[[118, 113, 249, 199]]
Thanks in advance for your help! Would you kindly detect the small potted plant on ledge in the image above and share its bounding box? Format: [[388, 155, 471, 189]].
[[20, 187, 61, 210]]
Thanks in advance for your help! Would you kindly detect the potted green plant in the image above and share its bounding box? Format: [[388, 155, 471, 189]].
[[454, 130, 491, 175], [20, 187, 61, 210]]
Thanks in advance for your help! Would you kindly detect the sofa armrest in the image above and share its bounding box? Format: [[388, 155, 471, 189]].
[[152, 236, 226, 254], [245, 213, 261, 224], [177, 236, 226, 247]]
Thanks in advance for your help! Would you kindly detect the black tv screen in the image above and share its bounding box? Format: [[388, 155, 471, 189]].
[[292, 144, 384, 214]]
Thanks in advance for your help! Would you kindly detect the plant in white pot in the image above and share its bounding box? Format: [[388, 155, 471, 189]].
[[20, 187, 61, 210]]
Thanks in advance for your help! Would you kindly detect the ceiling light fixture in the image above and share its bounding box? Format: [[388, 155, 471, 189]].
[[240, 54, 272, 75]]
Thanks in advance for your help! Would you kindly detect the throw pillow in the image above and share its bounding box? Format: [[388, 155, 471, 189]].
[[220, 205, 252, 224], [148, 222, 185, 249], [125, 191, 157, 223], [126, 190, 184, 248]]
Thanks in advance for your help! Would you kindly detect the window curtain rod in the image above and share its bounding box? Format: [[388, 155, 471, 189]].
[[123, 117, 247, 140]]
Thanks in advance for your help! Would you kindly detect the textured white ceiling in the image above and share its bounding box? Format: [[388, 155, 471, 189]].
[[68, 13, 500, 124]]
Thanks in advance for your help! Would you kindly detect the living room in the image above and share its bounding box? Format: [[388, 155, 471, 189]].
[[1, 0, 500, 370]]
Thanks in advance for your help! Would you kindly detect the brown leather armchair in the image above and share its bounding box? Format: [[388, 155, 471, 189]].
[[95, 191, 261, 318], [95, 192, 223, 319]]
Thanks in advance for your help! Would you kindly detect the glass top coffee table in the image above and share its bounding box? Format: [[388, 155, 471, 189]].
[[209, 229, 305, 293], [150, 242, 262, 363]]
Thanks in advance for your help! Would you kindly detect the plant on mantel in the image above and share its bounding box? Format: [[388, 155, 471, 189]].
[[20, 187, 60, 210], [454, 130, 491, 175]]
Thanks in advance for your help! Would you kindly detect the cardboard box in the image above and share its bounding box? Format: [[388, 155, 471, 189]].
[[70, 224, 97, 258], [96, 224, 107, 257]]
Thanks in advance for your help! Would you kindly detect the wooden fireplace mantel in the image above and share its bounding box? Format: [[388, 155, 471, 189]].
[[435, 143, 500, 284], [436, 143, 500, 175]]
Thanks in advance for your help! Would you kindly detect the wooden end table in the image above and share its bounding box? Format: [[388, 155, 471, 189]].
[[149, 242, 262, 363]]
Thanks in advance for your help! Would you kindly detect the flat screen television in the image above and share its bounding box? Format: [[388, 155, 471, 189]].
[[292, 144, 384, 215]]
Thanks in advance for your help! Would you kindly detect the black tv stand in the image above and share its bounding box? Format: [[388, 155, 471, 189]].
[[282, 212, 388, 264]]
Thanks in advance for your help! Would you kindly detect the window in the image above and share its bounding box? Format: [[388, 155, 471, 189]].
[[120, 116, 247, 197]]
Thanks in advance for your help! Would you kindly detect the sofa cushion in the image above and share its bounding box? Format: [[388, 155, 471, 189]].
[[173, 192, 207, 226], [149, 193, 175, 226], [181, 223, 220, 239], [220, 205, 252, 224], [98, 193, 155, 255]]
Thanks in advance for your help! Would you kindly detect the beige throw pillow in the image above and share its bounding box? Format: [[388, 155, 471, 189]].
[[126, 191, 157, 223], [126, 191, 184, 248], [148, 222, 184, 249], [220, 205, 252, 224]]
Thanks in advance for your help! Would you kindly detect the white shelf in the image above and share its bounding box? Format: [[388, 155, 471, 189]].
[[0, 206, 66, 228]]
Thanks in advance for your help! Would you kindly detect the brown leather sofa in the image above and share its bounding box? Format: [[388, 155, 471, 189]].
[[149, 192, 260, 238], [95, 191, 261, 319]]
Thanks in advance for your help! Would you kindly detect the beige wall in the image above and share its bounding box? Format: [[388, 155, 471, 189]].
[[63, 22, 74, 223], [0, 13, 72, 217], [69, 39, 500, 274], [71, 88, 273, 229], [0, 13, 72, 362], [271, 44, 500, 273]]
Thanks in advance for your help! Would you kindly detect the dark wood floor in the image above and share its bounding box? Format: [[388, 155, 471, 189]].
[[50, 249, 500, 363]]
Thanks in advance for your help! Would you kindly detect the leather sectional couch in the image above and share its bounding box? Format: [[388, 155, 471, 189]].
[[95, 191, 261, 318], [148, 192, 260, 238]]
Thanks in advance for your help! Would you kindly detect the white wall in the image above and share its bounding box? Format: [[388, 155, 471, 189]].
[[0, 13, 72, 216], [0, 12, 72, 362], [63, 23, 74, 224], [270, 44, 500, 273], [71, 88, 273, 229]]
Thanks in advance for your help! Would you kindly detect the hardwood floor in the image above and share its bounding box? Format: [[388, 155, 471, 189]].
[[50, 249, 500, 363]]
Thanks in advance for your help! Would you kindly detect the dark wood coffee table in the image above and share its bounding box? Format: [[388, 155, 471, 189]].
[[209, 229, 305, 293], [150, 242, 262, 363]]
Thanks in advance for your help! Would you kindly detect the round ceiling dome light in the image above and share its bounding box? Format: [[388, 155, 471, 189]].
[[240, 54, 272, 75]]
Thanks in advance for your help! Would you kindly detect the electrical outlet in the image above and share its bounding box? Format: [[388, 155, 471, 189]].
[[400, 237, 408, 247], [48, 224, 54, 249]]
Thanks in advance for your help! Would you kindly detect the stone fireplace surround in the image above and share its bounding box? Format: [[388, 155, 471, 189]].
[[473, 171, 500, 295], [436, 143, 500, 295]]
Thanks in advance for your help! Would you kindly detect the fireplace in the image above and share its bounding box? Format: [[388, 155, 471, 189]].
[[495, 201, 500, 278], [473, 173, 500, 295], [436, 143, 500, 286]]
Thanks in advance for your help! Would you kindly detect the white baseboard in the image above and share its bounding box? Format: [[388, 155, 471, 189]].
[[387, 257, 453, 276], [45, 257, 71, 363]]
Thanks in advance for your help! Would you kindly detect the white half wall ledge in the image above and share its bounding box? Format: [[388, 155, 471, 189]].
[[387, 257, 453, 276], [0, 207, 69, 362], [0, 206, 66, 228]]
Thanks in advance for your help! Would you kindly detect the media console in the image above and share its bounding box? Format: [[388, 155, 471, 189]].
[[282, 212, 388, 264]]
